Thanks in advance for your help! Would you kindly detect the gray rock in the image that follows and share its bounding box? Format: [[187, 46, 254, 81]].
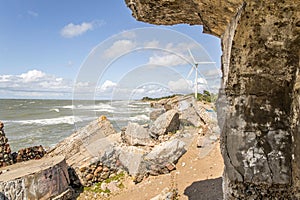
[[180, 106, 204, 127], [118, 146, 147, 177], [150, 187, 177, 200], [145, 139, 186, 175], [150, 110, 180, 138], [150, 108, 165, 121], [123, 122, 154, 146], [47, 116, 117, 160]]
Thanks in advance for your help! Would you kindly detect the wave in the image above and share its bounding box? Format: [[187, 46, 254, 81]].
[[112, 114, 149, 122], [130, 114, 149, 121], [61, 105, 75, 109], [13, 116, 83, 125], [49, 108, 60, 113]]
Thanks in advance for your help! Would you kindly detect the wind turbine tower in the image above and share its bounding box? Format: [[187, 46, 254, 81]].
[[187, 49, 215, 99]]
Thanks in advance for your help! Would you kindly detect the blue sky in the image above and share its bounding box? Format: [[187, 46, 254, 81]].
[[0, 0, 222, 99]]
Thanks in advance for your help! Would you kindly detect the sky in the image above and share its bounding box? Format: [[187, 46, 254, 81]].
[[0, 0, 222, 100]]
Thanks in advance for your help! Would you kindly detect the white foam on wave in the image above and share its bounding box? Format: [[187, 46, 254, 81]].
[[85, 103, 116, 113], [111, 114, 149, 122], [49, 108, 60, 113], [129, 114, 149, 121], [14, 116, 83, 125], [61, 105, 75, 109]]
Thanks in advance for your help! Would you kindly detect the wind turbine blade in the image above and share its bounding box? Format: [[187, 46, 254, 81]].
[[187, 67, 194, 79], [188, 48, 197, 64], [195, 61, 216, 64]]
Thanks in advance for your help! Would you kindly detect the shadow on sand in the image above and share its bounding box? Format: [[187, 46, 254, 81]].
[[184, 177, 223, 200]]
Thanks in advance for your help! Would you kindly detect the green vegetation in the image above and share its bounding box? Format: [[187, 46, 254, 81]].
[[104, 171, 125, 184], [141, 91, 218, 103], [141, 94, 182, 101], [195, 90, 218, 103], [83, 172, 125, 194]]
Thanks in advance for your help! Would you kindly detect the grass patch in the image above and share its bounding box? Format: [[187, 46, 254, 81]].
[[141, 94, 182, 101], [83, 172, 126, 194]]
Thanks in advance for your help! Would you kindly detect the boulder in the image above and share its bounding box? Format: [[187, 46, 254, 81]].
[[118, 146, 147, 177], [180, 107, 204, 127], [150, 108, 165, 121], [149, 110, 180, 138], [47, 116, 117, 160], [144, 138, 186, 175], [46, 116, 120, 186], [122, 122, 154, 146]]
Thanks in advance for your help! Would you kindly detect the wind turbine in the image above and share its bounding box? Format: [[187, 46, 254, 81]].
[[187, 48, 215, 99]]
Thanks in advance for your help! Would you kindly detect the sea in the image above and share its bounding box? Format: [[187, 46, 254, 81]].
[[0, 99, 151, 152]]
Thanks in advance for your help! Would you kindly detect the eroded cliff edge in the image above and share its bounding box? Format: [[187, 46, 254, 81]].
[[125, 0, 300, 199]]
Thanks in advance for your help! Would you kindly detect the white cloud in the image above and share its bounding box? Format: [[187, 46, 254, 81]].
[[99, 80, 117, 92], [0, 75, 12, 82], [0, 70, 73, 99], [103, 40, 136, 58], [144, 40, 160, 48], [27, 10, 38, 17], [197, 77, 208, 84], [61, 22, 94, 38], [148, 54, 186, 67], [202, 69, 222, 77], [19, 70, 46, 82], [168, 78, 193, 93], [145, 42, 198, 67], [120, 31, 136, 39]]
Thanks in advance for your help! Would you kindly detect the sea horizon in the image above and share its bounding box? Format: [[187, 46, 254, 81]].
[[0, 98, 152, 152]]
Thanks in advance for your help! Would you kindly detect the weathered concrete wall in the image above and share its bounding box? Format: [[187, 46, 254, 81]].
[[0, 156, 71, 200], [125, 0, 300, 199], [221, 1, 300, 198]]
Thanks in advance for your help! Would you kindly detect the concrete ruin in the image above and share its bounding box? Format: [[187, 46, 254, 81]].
[[125, 0, 300, 199]]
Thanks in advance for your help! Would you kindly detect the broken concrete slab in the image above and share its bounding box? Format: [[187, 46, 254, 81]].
[[122, 122, 155, 146], [0, 156, 71, 200], [149, 110, 180, 138]]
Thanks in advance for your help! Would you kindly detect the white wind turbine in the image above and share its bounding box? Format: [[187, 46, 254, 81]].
[[187, 48, 216, 99]]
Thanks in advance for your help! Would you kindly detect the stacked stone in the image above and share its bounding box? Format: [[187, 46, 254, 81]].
[[0, 121, 13, 167], [14, 145, 46, 163], [76, 161, 122, 186]]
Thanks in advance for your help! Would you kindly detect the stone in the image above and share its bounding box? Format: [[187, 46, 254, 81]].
[[118, 146, 147, 177], [100, 182, 107, 191], [149, 109, 180, 138], [150, 187, 177, 200], [149, 108, 165, 121], [47, 116, 117, 160], [85, 174, 93, 181], [180, 107, 203, 127], [122, 122, 154, 146], [106, 181, 120, 193], [165, 162, 176, 171], [103, 166, 109, 172], [145, 139, 186, 175], [94, 166, 103, 175]]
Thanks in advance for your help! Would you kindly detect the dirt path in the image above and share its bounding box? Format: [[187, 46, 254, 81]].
[[111, 136, 224, 200]]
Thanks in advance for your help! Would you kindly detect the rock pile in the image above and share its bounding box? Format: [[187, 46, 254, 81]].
[[48, 108, 188, 187], [0, 121, 46, 168], [0, 121, 14, 167], [77, 161, 120, 186], [149, 95, 213, 127], [47, 96, 214, 192], [13, 145, 46, 163]]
